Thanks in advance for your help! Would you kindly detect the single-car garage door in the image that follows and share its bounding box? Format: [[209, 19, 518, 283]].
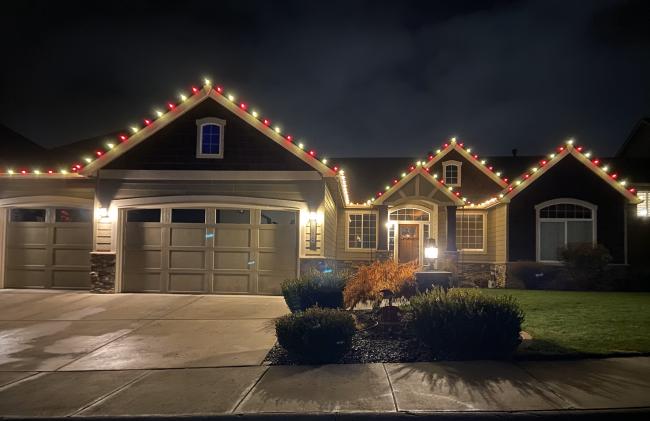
[[122, 207, 298, 294], [4, 207, 93, 289]]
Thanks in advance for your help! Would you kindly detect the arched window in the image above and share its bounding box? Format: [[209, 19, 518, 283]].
[[536, 199, 596, 262], [442, 160, 462, 186], [196, 117, 226, 158]]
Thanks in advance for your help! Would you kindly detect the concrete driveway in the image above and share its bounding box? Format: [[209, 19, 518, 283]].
[[0, 289, 288, 371]]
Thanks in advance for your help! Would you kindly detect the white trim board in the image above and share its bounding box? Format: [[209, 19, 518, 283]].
[[97, 170, 323, 181]]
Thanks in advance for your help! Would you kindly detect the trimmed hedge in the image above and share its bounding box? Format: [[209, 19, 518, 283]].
[[281, 270, 347, 312], [275, 307, 356, 363], [409, 288, 525, 359]]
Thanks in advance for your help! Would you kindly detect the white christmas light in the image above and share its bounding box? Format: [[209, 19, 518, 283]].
[[322, 158, 328, 164], [298, 143, 304, 149], [496, 172, 502, 177], [227, 94, 235, 101], [585, 152, 591, 158], [602, 165, 609, 172], [106, 143, 115, 149], [60, 169, 68, 174], [204, 78, 211, 86], [180, 94, 187, 101], [274, 126, 281, 133], [401, 172, 407, 178], [7, 169, 14, 174], [155, 110, 163, 117], [451, 137, 457, 142], [252, 110, 259, 118], [83, 157, 92, 163], [567, 139, 574, 145], [34, 169, 41, 174], [130, 126, 139, 133]]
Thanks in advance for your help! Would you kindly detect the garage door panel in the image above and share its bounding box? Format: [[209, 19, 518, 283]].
[[52, 270, 90, 289], [54, 226, 92, 245], [6, 248, 49, 266], [258, 251, 294, 271], [213, 274, 250, 293], [5, 269, 48, 288], [170, 228, 207, 247], [8, 226, 48, 245], [53, 249, 90, 266], [214, 251, 250, 270], [258, 274, 289, 295], [214, 228, 250, 248], [124, 250, 161, 270], [123, 273, 162, 292], [169, 250, 205, 269], [168, 273, 206, 293], [126, 225, 162, 247]]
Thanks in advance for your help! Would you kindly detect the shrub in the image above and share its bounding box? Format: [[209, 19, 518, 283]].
[[281, 269, 348, 312], [343, 260, 417, 309], [559, 243, 612, 288], [409, 288, 524, 359], [275, 307, 356, 363]]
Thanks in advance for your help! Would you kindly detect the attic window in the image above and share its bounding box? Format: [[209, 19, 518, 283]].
[[196, 117, 226, 158], [442, 160, 462, 186]]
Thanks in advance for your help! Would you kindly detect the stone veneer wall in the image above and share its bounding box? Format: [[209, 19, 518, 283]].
[[90, 252, 116, 293]]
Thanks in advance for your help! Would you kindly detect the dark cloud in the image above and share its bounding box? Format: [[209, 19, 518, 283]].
[[0, 0, 648, 157]]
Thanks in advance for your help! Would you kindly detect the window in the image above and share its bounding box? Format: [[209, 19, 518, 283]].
[[637, 191, 649, 217], [10, 208, 46, 222], [457, 212, 485, 251], [261, 210, 296, 225], [348, 213, 377, 249], [443, 161, 462, 186], [55, 208, 91, 223], [537, 200, 596, 262], [389, 208, 430, 221], [216, 209, 250, 224], [171, 209, 206, 223], [196, 117, 226, 158], [127, 209, 161, 222]]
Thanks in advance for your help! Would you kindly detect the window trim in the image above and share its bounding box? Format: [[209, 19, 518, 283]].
[[456, 211, 487, 253], [345, 210, 378, 251], [196, 117, 226, 159], [442, 160, 462, 187], [535, 198, 597, 263], [636, 190, 649, 217]]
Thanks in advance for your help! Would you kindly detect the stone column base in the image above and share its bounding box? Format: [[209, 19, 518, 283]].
[[90, 252, 116, 294]]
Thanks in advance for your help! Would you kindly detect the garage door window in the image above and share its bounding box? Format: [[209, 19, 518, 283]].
[[216, 209, 250, 224], [261, 210, 296, 225], [10, 208, 46, 222], [127, 209, 161, 222], [56, 208, 92, 223], [171, 208, 206, 223]]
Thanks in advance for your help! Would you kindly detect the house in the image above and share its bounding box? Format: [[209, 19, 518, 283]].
[[0, 80, 647, 294]]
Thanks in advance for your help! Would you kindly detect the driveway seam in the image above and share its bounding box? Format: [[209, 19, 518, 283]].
[[381, 363, 399, 412], [53, 295, 205, 371], [231, 366, 270, 413], [515, 361, 577, 410], [68, 370, 152, 417]]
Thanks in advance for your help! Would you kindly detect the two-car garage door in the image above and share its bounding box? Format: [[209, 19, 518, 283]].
[[122, 207, 298, 295]]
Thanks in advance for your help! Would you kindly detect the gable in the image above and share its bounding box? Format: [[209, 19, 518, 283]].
[[103, 97, 315, 172], [428, 149, 504, 202], [382, 173, 457, 205]]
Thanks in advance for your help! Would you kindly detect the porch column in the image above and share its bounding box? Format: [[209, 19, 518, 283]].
[[446, 205, 457, 252], [376, 204, 389, 251]]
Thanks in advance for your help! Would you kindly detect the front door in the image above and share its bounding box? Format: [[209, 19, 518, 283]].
[[398, 224, 419, 263]]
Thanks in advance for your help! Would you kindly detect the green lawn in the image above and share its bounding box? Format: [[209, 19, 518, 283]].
[[478, 289, 650, 356]]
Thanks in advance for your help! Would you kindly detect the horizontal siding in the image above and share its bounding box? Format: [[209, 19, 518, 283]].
[[0, 179, 95, 200], [100, 179, 325, 206], [335, 210, 379, 262]]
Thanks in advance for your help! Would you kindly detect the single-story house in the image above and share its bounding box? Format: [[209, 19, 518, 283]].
[[0, 81, 648, 294]]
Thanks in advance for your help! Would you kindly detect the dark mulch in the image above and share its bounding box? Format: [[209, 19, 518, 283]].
[[264, 309, 433, 365]]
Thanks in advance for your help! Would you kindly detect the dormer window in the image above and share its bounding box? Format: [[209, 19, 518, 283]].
[[196, 117, 226, 158], [442, 160, 462, 186]]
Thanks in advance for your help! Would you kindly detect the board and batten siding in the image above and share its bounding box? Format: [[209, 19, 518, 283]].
[[323, 186, 337, 258]]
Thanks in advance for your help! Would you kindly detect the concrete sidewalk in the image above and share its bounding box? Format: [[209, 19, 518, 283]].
[[1, 357, 649, 418]]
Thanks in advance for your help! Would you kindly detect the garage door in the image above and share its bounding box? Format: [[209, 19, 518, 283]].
[[4, 207, 93, 289], [122, 207, 298, 294]]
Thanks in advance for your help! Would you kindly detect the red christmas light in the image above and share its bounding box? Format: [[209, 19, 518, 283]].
[[541, 160, 547, 166], [592, 159, 600, 165], [455, 191, 460, 196], [393, 179, 398, 184], [409, 165, 415, 171], [629, 188, 636, 193], [524, 174, 530, 179], [47, 170, 53, 174], [377, 192, 383, 197], [503, 178, 509, 183], [239, 103, 247, 110], [473, 154, 478, 159], [192, 87, 199, 94], [119, 135, 127, 141], [144, 119, 152, 126], [488, 166, 493, 171], [508, 186, 513, 191], [286, 135, 293, 142], [309, 150, 315, 157], [216, 86, 223, 93], [443, 143, 449, 148], [459, 143, 464, 147], [263, 119, 270, 126], [559, 146, 565, 152], [21, 170, 26, 174], [576, 146, 583, 152], [333, 166, 339, 172], [96, 151, 103, 157], [428, 155, 433, 160], [611, 173, 618, 179]]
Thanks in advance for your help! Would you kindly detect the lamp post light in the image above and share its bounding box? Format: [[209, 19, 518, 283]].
[[424, 238, 438, 270]]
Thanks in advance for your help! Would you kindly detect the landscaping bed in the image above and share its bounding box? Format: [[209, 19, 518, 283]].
[[265, 309, 433, 365]]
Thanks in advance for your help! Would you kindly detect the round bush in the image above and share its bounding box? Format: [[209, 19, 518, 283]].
[[275, 307, 356, 363], [281, 271, 347, 312], [409, 288, 525, 360]]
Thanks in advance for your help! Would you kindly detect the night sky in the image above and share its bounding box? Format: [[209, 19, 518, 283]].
[[1, 0, 649, 157]]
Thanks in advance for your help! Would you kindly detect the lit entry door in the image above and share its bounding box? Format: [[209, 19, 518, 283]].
[[398, 224, 419, 264]]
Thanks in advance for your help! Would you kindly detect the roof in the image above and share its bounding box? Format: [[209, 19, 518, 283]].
[[0, 124, 47, 167], [617, 117, 650, 158]]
